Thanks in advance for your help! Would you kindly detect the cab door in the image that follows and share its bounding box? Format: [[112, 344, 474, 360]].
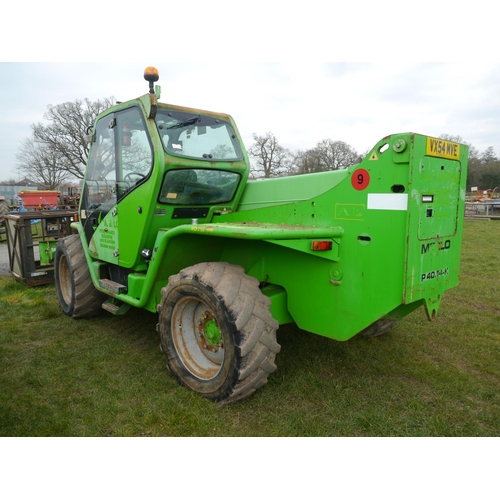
[[81, 113, 119, 264], [81, 106, 154, 266], [115, 107, 154, 268]]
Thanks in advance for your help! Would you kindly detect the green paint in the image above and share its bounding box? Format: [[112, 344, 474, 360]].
[[73, 88, 468, 343], [204, 320, 221, 346], [38, 241, 56, 266]]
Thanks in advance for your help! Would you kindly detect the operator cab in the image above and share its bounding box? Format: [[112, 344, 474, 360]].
[[80, 66, 250, 271]]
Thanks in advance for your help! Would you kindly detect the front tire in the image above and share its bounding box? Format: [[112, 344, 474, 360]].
[[157, 262, 280, 403], [54, 234, 105, 318]]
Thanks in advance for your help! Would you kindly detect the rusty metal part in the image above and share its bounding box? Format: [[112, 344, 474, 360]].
[[171, 296, 225, 380]]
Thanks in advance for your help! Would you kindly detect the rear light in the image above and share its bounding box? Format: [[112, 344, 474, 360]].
[[311, 240, 333, 251]]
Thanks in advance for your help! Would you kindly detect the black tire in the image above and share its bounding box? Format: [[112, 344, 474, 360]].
[[157, 262, 281, 403], [0, 200, 9, 226], [359, 318, 397, 338], [54, 234, 105, 318]]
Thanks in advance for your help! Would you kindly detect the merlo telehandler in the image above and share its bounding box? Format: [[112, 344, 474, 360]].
[[54, 66, 468, 403]]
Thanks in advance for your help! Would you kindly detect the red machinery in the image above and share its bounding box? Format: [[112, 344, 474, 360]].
[[18, 190, 60, 210]]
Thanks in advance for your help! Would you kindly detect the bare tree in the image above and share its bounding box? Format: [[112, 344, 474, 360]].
[[438, 134, 500, 190], [290, 139, 359, 175], [439, 134, 479, 159], [210, 144, 234, 159], [291, 148, 323, 175], [480, 146, 497, 164], [0, 177, 22, 185], [31, 97, 115, 179], [248, 132, 292, 178], [16, 137, 71, 189], [314, 139, 359, 171]]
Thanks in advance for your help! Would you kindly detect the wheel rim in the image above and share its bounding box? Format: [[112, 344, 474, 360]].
[[58, 255, 73, 306], [171, 296, 225, 380]]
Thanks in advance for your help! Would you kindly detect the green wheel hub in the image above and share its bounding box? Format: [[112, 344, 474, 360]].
[[204, 319, 221, 346]]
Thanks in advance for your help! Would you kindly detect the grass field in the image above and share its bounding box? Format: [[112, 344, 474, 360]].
[[0, 221, 499, 437]]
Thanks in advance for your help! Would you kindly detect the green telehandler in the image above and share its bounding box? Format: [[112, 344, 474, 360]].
[[54, 66, 468, 403]]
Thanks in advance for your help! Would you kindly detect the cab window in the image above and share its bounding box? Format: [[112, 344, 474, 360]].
[[159, 169, 240, 205], [116, 108, 153, 198], [155, 110, 242, 161], [85, 107, 153, 210]]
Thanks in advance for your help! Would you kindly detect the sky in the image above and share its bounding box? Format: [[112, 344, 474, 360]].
[[1, 61, 499, 182]]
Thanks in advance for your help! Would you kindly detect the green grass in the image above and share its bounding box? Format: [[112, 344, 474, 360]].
[[0, 221, 499, 436]]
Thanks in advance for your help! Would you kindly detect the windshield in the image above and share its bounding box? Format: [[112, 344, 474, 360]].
[[155, 110, 243, 161], [159, 169, 240, 205]]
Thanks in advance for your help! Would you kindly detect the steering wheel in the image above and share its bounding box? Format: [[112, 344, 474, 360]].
[[124, 172, 146, 183], [185, 181, 223, 199]]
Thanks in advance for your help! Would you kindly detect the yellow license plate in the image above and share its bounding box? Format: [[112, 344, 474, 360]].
[[426, 137, 461, 160]]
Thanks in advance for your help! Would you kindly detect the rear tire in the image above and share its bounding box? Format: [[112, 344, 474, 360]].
[[157, 262, 280, 403], [54, 234, 105, 318], [359, 318, 397, 338]]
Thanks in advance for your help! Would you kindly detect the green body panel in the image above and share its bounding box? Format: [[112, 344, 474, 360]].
[[38, 240, 57, 266], [219, 134, 467, 337], [77, 91, 468, 342]]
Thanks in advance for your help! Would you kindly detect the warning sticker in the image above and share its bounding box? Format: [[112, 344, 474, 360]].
[[369, 151, 378, 161], [351, 169, 370, 190]]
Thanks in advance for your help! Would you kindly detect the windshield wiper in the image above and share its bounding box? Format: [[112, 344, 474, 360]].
[[167, 116, 200, 130]]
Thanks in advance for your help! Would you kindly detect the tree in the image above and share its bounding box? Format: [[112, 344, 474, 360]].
[[30, 97, 115, 179], [248, 132, 292, 178], [439, 134, 484, 190], [290, 139, 359, 175], [0, 177, 22, 185], [314, 139, 359, 171], [292, 148, 323, 175], [16, 137, 71, 189], [210, 144, 234, 160], [480, 146, 497, 164], [480, 164, 500, 189], [439, 134, 479, 159], [439, 135, 500, 191]]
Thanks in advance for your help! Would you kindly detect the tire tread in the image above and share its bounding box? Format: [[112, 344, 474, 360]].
[[55, 234, 105, 318], [160, 262, 281, 403]]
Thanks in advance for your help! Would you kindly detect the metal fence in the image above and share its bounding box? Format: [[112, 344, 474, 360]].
[[465, 201, 500, 218]]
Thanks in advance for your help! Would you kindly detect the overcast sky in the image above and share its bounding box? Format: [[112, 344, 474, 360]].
[[1, 61, 499, 182], [0, 61, 500, 180], [1, 1, 498, 184]]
